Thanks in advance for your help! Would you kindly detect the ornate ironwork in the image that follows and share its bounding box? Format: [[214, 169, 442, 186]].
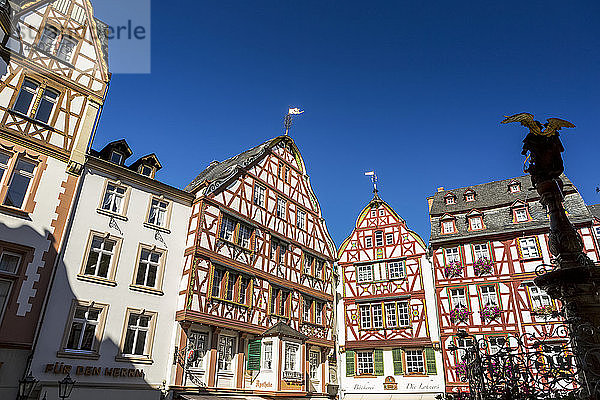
[[175, 344, 207, 388]]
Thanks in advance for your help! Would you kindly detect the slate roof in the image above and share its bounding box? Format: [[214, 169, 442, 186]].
[[589, 205, 600, 220], [261, 321, 309, 341], [429, 175, 593, 244], [185, 136, 284, 194]]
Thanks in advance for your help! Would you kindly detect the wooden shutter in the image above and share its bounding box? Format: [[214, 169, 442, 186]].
[[425, 347, 437, 375], [346, 350, 355, 376], [374, 349, 384, 376], [247, 340, 262, 371], [392, 348, 404, 375]]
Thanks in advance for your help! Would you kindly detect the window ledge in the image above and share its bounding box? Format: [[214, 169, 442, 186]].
[[8, 109, 56, 131], [0, 204, 30, 219], [404, 373, 428, 377], [115, 355, 153, 365], [57, 350, 100, 360], [96, 208, 128, 221], [76, 274, 117, 287], [129, 284, 164, 296], [143, 222, 171, 234]]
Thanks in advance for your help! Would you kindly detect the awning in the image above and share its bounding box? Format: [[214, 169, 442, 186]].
[[342, 393, 442, 400]]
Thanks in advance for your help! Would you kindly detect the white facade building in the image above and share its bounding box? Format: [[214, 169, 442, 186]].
[[29, 140, 193, 400]]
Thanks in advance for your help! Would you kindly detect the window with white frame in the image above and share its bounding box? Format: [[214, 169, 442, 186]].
[[110, 151, 123, 165], [277, 197, 287, 218], [284, 342, 300, 372], [509, 183, 521, 193], [514, 208, 529, 222], [473, 243, 490, 261], [405, 350, 425, 374], [38, 25, 59, 53], [445, 247, 461, 264], [65, 306, 102, 352], [386, 232, 394, 245], [123, 313, 152, 356], [519, 237, 539, 259], [0, 251, 20, 274], [445, 196, 456, 205], [315, 259, 324, 280], [397, 301, 410, 326], [357, 351, 374, 375], [455, 337, 474, 362], [527, 285, 553, 309], [13, 79, 59, 124], [442, 220, 455, 234], [271, 238, 287, 266], [13, 79, 38, 115], [315, 302, 324, 325], [595, 226, 600, 239], [83, 235, 117, 279], [387, 260, 405, 280], [469, 216, 483, 230], [219, 215, 254, 249], [385, 303, 397, 327], [4, 159, 36, 209], [480, 285, 499, 307], [101, 183, 126, 214], [365, 236, 372, 248], [134, 248, 162, 288], [220, 215, 236, 241], [297, 209, 306, 230], [357, 264, 373, 283], [303, 297, 312, 321], [360, 305, 371, 329], [253, 184, 266, 207], [488, 336, 505, 355], [148, 199, 169, 227], [465, 193, 475, 202], [309, 350, 320, 380], [188, 331, 208, 369], [375, 231, 383, 247], [379, 209, 385, 216], [263, 341, 273, 369], [217, 335, 235, 372], [372, 304, 383, 328], [370, 210, 376, 217], [212, 268, 225, 298], [450, 288, 467, 308]]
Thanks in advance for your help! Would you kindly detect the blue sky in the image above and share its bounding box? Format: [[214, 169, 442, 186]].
[[91, 0, 600, 246]]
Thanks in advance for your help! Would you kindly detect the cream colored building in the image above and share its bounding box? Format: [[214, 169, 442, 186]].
[[29, 140, 193, 400]]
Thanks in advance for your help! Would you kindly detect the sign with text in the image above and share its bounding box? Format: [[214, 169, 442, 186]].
[[44, 362, 145, 378]]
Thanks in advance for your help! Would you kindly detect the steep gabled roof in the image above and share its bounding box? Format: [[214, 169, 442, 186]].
[[129, 153, 162, 172], [261, 321, 308, 341], [589, 204, 600, 220]]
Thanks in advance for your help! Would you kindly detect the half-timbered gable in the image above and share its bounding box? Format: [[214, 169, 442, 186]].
[[429, 175, 599, 396], [338, 193, 444, 399], [174, 135, 337, 397]]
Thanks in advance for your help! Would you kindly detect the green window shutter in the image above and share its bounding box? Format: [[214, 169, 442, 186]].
[[247, 339, 261, 371], [392, 348, 404, 375], [346, 350, 355, 376], [425, 347, 437, 375], [374, 349, 384, 376]]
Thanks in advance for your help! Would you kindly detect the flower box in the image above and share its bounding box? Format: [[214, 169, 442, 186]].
[[532, 304, 558, 316], [450, 306, 472, 324], [444, 261, 463, 278], [473, 257, 493, 276], [480, 305, 501, 321], [455, 361, 468, 378]]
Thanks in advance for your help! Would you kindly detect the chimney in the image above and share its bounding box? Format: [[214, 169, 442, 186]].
[[427, 196, 434, 212]]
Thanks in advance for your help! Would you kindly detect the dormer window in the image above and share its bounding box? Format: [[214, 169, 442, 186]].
[[469, 216, 483, 230], [445, 194, 456, 205], [441, 215, 457, 234], [110, 151, 123, 165], [464, 190, 476, 202], [514, 208, 529, 222], [139, 165, 154, 177], [509, 182, 521, 193]]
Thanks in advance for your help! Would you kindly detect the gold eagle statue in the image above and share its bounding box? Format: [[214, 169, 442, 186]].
[[501, 113, 575, 137]]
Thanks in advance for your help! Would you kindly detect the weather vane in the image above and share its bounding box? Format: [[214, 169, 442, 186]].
[[284, 107, 304, 136], [365, 171, 378, 194]]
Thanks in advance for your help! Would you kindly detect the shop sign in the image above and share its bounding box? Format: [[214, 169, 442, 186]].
[[383, 376, 397, 390], [44, 362, 145, 378]]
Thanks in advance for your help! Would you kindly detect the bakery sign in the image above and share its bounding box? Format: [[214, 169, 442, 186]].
[[383, 376, 398, 390], [44, 362, 145, 378]]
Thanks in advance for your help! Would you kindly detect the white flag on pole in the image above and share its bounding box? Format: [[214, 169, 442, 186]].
[[288, 108, 304, 115], [364, 171, 375, 176]]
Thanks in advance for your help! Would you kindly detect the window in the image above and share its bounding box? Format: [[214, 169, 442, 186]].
[[488, 336, 505, 355], [385, 303, 397, 328], [284, 166, 290, 183], [445, 196, 456, 205], [365, 236, 372, 248], [253, 184, 266, 207], [527, 285, 553, 309], [360, 305, 371, 329], [219, 215, 254, 250], [445, 247, 461, 264], [148, 198, 169, 227], [519, 237, 540, 259], [450, 288, 467, 309], [277, 197, 286, 218], [387, 261, 405, 280], [442, 220, 455, 234], [37, 24, 78, 62], [509, 183, 521, 193], [134, 247, 163, 289], [0, 251, 20, 274], [270, 286, 289, 317], [303, 297, 312, 321], [217, 335, 235, 371], [303, 295, 325, 326], [357, 352, 374, 375], [188, 331, 208, 369], [271, 238, 287, 267], [375, 231, 383, 247], [110, 151, 123, 165], [82, 234, 118, 281], [309, 350, 320, 380], [284, 342, 300, 372], [514, 208, 529, 222], [210, 266, 251, 306], [357, 264, 373, 283], [386, 233, 394, 245], [315, 302, 324, 325], [315, 259, 324, 280], [263, 341, 273, 369], [57, 35, 77, 62], [303, 252, 314, 275], [13, 79, 59, 124], [455, 337, 474, 362], [38, 25, 59, 53], [595, 226, 600, 239], [473, 243, 490, 261], [123, 313, 153, 356], [101, 183, 127, 214], [65, 306, 102, 352], [480, 285, 499, 307], [139, 165, 153, 177], [405, 350, 425, 374], [0, 280, 11, 323], [13, 79, 38, 115], [212, 268, 224, 297], [397, 301, 410, 326], [4, 159, 36, 209], [370, 210, 376, 218], [469, 216, 483, 230], [35, 88, 59, 124], [379, 209, 385, 216], [296, 209, 306, 230], [465, 192, 475, 202], [0, 152, 10, 182], [372, 304, 383, 328]]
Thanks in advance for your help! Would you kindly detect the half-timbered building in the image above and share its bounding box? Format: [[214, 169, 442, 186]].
[[0, 0, 110, 397], [172, 135, 338, 399], [588, 204, 600, 248], [428, 175, 600, 396], [337, 192, 444, 400]]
